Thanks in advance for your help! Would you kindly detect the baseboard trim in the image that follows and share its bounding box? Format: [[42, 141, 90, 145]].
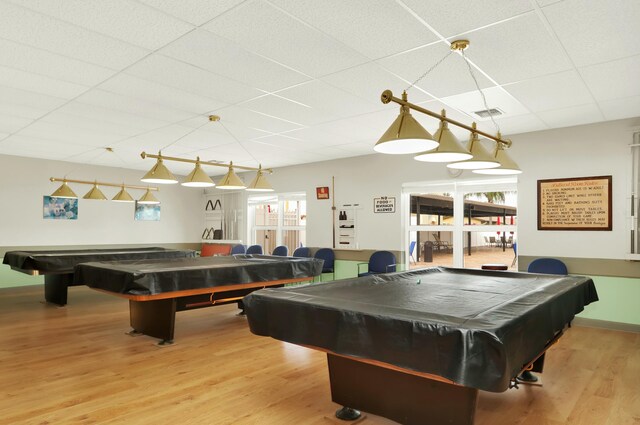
[[574, 317, 640, 333]]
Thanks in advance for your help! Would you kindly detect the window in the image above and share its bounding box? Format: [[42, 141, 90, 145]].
[[405, 179, 517, 269], [248, 193, 306, 255]]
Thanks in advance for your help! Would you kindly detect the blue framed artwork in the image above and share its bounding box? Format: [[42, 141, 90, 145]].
[[43, 196, 78, 220], [134, 201, 161, 221]]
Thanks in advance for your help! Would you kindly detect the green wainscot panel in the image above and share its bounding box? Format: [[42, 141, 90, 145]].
[[0, 264, 44, 289], [577, 275, 640, 326]]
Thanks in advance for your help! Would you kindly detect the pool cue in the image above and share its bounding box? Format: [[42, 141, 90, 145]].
[[332, 176, 336, 249]]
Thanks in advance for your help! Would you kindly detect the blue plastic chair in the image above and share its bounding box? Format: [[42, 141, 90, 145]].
[[272, 245, 288, 256], [527, 258, 567, 275], [230, 244, 246, 255], [292, 247, 310, 258], [510, 242, 517, 267], [409, 241, 416, 263], [246, 245, 263, 255], [314, 248, 335, 280], [358, 251, 396, 277]]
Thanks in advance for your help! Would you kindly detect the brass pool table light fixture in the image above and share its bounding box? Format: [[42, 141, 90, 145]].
[[377, 40, 521, 174], [140, 115, 274, 191], [50, 179, 78, 199], [140, 151, 178, 184], [414, 110, 473, 163], [49, 178, 159, 203], [246, 165, 274, 192], [83, 182, 108, 200], [447, 123, 501, 170], [374, 91, 438, 154], [472, 138, 522, 175]]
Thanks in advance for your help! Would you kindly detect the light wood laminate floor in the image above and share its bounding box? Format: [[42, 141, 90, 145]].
[[0, 285, 638, 425]]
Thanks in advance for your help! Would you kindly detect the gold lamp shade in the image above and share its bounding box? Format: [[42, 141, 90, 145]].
[[112, 185, 134, 202], [246, 165, 273, 192], [138, 188, 160, 204], [375, 104, 438, 154], [414, 112, 472, 163], [181, 158, 215, 187], [473, 144, 522, 175], [51, 180, 78, 198], [217, 162, 246, 190], [83, 183, 107, 200], [447, 125, 501, 170], [141, 153, 178, 184]]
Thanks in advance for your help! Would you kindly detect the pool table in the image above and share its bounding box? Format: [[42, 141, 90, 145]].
[[244, 267, 598, 425], [75, 255, 323, 344], [2, 247, 196, 305]]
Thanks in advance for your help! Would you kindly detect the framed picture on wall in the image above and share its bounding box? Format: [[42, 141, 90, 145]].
[[43, 196, 78, 220], [134, 201, 161, 221]]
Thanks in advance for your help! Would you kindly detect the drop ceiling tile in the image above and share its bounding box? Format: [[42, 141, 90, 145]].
[[504, 70, 594, 112], [0, 38, 116, 86], [0, 65, 89, 99], [0, 114, 34, 133], [493, 113, 548, 136], [440, 86, 529, 122], [125, 54, 262, 104], [308, 108, 400, 144], [279, 127, 354, 147], [543, 0, 640, 67], [537, 103, 604, 129], [170, 129, 237, 151], [5, 0, 194, 50], [401, 0, 533, 38], [0, 134, 90, 157], [160, 29, 309, 91], [0, 103, 48, 120], [463, 13, 572, 84], [240, 95, 338, 126], [40, 111, 149, 138], [248, 134, 317, 151], [55, 102, 172, 133], [202, 1, 368, 77], [20, 121, 123, 146], [113, 124, 218, 153], [218, 105, 304, 134], [579, 55, 640, 101], [321, 62, 433, 106], [333, 141, 377, 154], [0, 86, 68, 113], [275, 81, 381, 119], [75, 89, 197, 122], [598, 96, 640, 121], [0, 2, 150, 69], [377, 43, 494, 98], [137, 0, 246, 26], [97, 74, 227, 115], [536, 0, 562, 6], [269, 0, 438, 59]]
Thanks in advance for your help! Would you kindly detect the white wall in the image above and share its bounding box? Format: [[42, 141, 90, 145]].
[[238, 117, 639, 259], [0, 154, 203, 247]]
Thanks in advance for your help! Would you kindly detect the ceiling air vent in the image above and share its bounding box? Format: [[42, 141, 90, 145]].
[[473, 108, 504, 118]]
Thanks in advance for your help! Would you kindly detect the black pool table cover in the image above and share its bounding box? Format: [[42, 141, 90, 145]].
[[74, 255, 324, 296], [244, 267, 598, 393], [3, 247, 195, 274]]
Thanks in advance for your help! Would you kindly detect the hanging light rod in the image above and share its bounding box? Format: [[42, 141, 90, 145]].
[[380, 90, 512, 149], [139, 152, 273, 174], [49, 177, 159, 191]]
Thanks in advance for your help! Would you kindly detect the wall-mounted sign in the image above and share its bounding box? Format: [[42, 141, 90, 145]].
[[316, 186, 330, 200], [374, 196, 396, 213], [537, 175, 612, 230]]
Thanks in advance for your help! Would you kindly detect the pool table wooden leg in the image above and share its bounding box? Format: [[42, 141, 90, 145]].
[[327, 354, 478, 425], [44, 274, 73, 306], [129, 299, 176, 345]]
